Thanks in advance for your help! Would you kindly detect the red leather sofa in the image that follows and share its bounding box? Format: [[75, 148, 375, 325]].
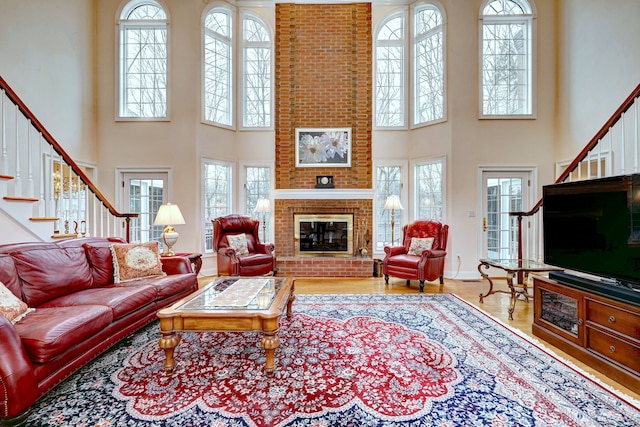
[[0, 237, 198, 425]]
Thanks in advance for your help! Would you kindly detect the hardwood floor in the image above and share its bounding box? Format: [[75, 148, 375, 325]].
[[198, 275, 640, 402]]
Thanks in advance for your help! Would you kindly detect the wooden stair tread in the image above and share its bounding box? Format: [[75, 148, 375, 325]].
[[29, 217, 59, 221], [50, 233, 78, 239], [3, 196, 39, 202], [0, 174, 14, 180]]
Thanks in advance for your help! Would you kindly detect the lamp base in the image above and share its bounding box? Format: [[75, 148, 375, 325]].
[[162, 228, 179, 256]]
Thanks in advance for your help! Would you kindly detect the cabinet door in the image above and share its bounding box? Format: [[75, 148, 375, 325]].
[[534, 282, 583, 345]]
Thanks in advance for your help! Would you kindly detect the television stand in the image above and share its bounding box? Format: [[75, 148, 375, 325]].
[[532, 275, 640, 394]]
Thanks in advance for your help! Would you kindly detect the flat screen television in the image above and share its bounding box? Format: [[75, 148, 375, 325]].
[[542, 174, 640, 296]]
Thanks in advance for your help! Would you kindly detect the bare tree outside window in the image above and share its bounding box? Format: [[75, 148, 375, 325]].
[[481, 0, 532, 116], [376, 14, 405, 128], [119, 1, 167, 118], [415, 160, 443, 221], [203, 161, 232, 252], [243, 16, 271, 128], [376, 166, 403, 249], [414, 5, 444, 125], [204, 9, 233, 127]]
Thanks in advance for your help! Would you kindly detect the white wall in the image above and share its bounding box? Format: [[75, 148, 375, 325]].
[[556, 0, 640, 163], [0, 0, 96, 164]]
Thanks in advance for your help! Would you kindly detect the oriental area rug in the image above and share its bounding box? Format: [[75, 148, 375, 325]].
[[26, 294, 640, 426]]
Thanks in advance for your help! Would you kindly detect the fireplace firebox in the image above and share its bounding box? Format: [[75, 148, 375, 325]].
[[294, 214, 353, 257]]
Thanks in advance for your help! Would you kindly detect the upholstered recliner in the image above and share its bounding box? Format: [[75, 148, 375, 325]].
[[213, 214, 277, 276], [383, 220, 449, 292]]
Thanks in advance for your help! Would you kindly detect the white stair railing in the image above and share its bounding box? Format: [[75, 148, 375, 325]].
[[0, 76, 137, 242]]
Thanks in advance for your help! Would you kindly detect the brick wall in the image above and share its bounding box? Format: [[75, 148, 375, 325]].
[[274, 3, 372, 189], [274, 3, 373, 277]]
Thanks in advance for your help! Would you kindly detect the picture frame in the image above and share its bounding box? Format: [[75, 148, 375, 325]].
[[295, 128, 351, 168]]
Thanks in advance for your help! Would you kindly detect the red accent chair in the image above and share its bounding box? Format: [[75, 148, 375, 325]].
[[382, 220, 449, 292], [213, 214, 277, 276]]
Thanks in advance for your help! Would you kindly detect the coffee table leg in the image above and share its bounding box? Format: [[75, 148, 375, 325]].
[[158, 332, 181, 375], [286, 293, 295, 317], [261, 331, 280, 377]]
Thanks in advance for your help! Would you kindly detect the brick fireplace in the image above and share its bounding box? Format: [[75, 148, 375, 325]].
[[273, 3, 373, 277]]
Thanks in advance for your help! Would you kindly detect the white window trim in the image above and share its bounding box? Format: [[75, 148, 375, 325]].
[[411, 154, 447, 222], [238, 9, 274, 131], [201, 157, 235, 254], [478, 0, 538, 120], [410, 0, 447, 129], [373, 7, 409, 131], [115, 0, 171, 122], [201, 2, 236, 130], [372, 159, 409, 257]]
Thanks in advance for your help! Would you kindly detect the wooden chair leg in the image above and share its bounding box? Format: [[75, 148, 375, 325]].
[[384, 274, 389, 285], [419, 281, 425, 292], [406, 280, 410, 287], [439, 275, 444, 284]]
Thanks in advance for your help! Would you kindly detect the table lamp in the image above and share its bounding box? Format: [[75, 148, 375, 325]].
[[154, 203, 185, 256], [254, 198, 271, 242], [384, 195, 403, 245]]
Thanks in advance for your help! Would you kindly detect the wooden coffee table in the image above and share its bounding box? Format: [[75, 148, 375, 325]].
[[157, 276, 295, 377]]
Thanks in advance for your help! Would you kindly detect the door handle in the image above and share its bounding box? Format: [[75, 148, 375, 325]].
[[483, 217, 487, 232]]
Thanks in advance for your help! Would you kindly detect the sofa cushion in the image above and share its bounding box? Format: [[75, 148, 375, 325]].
[[84, 244, 115, 287], [39, 285, 158, 320], [111, 242, 164, 283], [238, 253, 274, 267], [117, 274, 197, 299], [0, 281, 33, 324], [14, 305, 112, 364], [0, 254, 21, 297], [11, 247, 94, 307]]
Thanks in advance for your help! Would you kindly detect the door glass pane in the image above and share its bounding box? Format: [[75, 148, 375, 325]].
[[128, 178, 165, 243], [486, 177, 522, 259]]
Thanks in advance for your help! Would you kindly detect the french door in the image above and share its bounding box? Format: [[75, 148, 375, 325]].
[[122, 172, 168, 243], [481, 169, 533, 260]]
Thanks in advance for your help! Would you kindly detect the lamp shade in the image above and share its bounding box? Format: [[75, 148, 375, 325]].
[[383, 195, 404, 211], [254, 198, 272, 213], [154, 203, 186, 226]]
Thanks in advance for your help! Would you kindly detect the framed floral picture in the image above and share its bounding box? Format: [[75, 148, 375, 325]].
[[295, 128, 351, 167]]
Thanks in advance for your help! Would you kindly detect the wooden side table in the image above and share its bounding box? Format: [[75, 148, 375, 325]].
[[171, 252, 203, 275]]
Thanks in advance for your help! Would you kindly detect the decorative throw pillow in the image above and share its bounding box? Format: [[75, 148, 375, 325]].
[[110, 241, 164, 283], [227, 234, 249, 255], [0, 281, 34, 324], [407, 237, 435, 256]]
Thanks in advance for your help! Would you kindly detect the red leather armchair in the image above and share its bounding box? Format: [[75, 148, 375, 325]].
[[212, 214, 277, 276], [382, 220, 449, 292]]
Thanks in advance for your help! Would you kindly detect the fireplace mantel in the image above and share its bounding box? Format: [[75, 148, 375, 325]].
[[273, 189, 374, 200]]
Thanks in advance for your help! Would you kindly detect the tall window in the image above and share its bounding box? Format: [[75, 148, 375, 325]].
[[245, 166, 272, 240], [242, 14, 272, 128], [118, 0, 168, 119], [415, 158, 444, 221], [203, 7, 233, 127], [414, 3, 445, 126], [203, 8, 272, 129], [480, 0, 534, 117], [375, 13, 405, 128], [376, 165, 404, 249], [203, 160, 233, 252]]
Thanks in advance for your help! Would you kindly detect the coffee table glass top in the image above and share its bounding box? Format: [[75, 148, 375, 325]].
[[480, 258, 563, 272], [177, 277, 286, 311]]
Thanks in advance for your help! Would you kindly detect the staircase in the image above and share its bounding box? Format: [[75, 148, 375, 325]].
[[515, 82, 640, 262], [0, 76, 136, 243]]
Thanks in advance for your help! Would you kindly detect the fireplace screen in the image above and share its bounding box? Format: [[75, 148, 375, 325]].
[[294, 214, 353, 257]]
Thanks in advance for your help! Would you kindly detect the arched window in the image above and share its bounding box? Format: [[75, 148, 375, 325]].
[[203, 6, 234, 127], [241, 13, 272, 128], [414, 3, 445, 126], [117, 0, 168, 119], [480, 0, 535, 117], [375, 12, 406, 128]]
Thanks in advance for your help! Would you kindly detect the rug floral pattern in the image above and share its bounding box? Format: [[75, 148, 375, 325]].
[[25, 294, 640, 426]]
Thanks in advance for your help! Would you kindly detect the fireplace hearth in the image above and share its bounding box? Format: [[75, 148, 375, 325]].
[[294, 214, 353, 257]]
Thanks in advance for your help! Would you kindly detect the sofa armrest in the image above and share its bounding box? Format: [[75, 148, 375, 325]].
[[0, 316, 38, 419], [383, 245, 406, 257], [160, 256, 194, 275], [422, 249, 447, 259], [255, 242, 275, 254]]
